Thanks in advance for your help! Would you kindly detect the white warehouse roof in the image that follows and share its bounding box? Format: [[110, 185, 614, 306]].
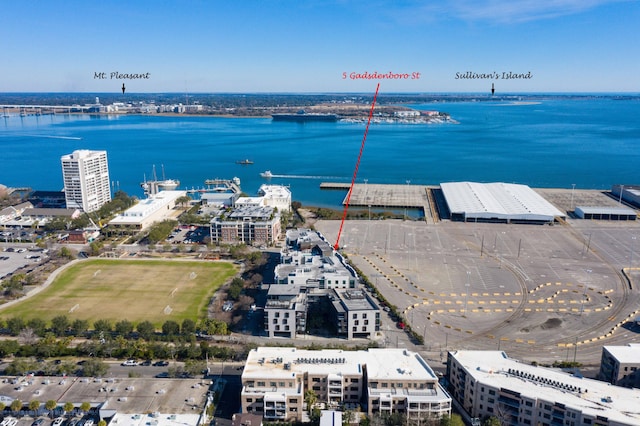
[[441, 182, 565, 223]]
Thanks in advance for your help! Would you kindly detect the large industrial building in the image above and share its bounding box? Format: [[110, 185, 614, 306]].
[[612, 185, 640, 208], [241, 347, 451, 422], [598, 344, 640, 388], [447, 350, 640, 426], [440, 182, 565, 223], [61, 150, 111, 213]]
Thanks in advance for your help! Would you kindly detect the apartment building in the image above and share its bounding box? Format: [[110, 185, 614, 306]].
[[61, 150, 111, 213], [264, 284, 308, 338], [209, 205, 281, 245], [447, 350, 640, 426], [332, 288, 380, 339], [240, 347, 451, 422], [599, 344, 640, 388]]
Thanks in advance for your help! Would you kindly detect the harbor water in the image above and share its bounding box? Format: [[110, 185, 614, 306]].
[[1, 97, 639, 207]]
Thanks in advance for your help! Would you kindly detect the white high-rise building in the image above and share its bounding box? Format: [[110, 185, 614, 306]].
[[61, 150, 111, 213]]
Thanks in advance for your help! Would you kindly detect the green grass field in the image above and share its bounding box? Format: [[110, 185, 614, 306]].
[[0, 259, 237, 327]]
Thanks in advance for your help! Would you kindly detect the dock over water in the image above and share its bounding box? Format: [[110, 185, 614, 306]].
[[320, 182, 439, 223]]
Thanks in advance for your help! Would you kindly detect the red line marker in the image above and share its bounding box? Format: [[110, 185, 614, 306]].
[[334, 83, 380, 250]]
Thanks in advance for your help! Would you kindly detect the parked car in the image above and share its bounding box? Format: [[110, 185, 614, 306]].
[[153, 360, 169, 367], [121, 359, 137, 366], [53, 418, 65, 426]]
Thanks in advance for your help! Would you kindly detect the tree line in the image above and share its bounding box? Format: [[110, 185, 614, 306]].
[[0, 315, 228, 339]]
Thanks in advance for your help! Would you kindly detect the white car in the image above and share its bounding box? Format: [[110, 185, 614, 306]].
[[121, 359, 137, 366], [53, 418, 65, 426], [84, 420, 94, 426]]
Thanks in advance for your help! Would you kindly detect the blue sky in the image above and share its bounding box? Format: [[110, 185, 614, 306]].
[[1, 0, 639, 92]]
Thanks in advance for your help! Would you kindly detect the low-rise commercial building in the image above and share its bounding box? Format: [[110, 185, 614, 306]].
[[108, 190, 186, 232], [0, 202, 33, 224], [241, 347, 451, 422], [599, 344, 640, 388], [447, 350, 640, 426], [258, 185, 291, 212]]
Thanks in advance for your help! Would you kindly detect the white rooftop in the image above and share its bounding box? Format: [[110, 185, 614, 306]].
[[243, 347, 363, 380], [365, 348, 438, 381], [235, 197, 265, 206], [259, 184, 291, 197], [243, 347, 438, 382], [441, 182, 565, 221], [451, 350, 640, 424], [109, 190, 185, 224], [604, 344, 640, 364], [110, 413, 201, 426]]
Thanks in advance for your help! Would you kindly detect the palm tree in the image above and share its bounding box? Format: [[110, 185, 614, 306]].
[[176, 195, 191, 208], [304, 389, 317, 415]]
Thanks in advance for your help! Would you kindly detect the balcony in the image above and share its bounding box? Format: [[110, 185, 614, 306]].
[[498, 396, 520, 409]]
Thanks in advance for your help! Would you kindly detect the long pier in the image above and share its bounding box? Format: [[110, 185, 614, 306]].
[[320, 182, 438, 223]]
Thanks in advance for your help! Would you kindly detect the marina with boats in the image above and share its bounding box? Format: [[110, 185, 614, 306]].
[[140, 165, 180, 196]]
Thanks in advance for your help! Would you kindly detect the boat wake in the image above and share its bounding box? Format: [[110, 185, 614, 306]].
[[23, 134, 83, 140]]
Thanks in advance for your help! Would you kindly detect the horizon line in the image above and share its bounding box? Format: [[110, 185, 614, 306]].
[[1, 91, 639, 96]]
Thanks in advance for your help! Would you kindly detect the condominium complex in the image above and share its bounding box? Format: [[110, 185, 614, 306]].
[[263, 229, 380, 339], [598, 344, 640, 388], [447, 350, 640, 426], [205, 184, 289, 246], [240, 347, 451, 422], [209, 205, 281, 245], [264, 285, 380, 339], [61, 150, 111, 213]]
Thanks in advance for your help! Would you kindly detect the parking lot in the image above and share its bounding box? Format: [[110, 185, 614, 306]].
[[316, 215, 640, 364], [165, 226, 209, 245], [0, 243, 48, 280]]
